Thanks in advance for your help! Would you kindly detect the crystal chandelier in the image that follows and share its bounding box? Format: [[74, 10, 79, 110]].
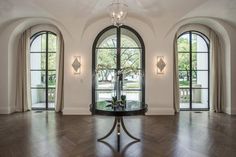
[[108, 0, 128, 27]]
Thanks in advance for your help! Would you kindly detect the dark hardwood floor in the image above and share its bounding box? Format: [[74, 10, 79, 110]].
[[0, 111, 236, 157]]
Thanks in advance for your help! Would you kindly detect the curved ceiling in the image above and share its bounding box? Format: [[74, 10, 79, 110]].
[[0, 0, 236, 28]]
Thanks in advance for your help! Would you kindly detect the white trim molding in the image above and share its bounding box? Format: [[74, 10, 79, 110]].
[[230, 107, 236, 115], [0, 106, 11, 114]]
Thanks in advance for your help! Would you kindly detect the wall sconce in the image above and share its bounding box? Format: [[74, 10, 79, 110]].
[[156, 56, 166, 74], [72, 56, 81, 74]]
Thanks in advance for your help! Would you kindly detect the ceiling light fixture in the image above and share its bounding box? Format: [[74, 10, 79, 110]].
[[108, 0, 128, 27]]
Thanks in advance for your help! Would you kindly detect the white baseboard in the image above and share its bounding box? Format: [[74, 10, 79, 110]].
[[230, 108, 236, 115], [224, 107, 232, 115], [0, 107, 10, 114], [146, 107, 175, 115], [63, 107, 91, 115]]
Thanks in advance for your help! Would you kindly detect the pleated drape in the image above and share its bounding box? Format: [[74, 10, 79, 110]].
[[210, 30, 223, 112], [55, 33, 64, 112], [15, 29, 31, 112]]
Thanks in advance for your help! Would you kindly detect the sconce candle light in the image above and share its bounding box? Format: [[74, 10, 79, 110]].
[[156, 56, 166, 74], [72, 56, 81, 74]]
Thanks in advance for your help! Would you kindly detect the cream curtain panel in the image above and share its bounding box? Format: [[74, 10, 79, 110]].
[[173, 34, 180, 112], [15, 29, 31, 112], [15, 25, 64, 112], [55, 33, 64, 112], [210, 30, 223, 112]]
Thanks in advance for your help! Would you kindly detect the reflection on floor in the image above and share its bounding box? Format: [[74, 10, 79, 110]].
[[32, 103, 55, 109], [180, 103, 208, 109], [0, 111, 236, 157]]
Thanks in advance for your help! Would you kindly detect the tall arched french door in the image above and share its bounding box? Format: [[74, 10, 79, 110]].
[[30, 31, 57, 110], [177, 31, 210, 111], [92, 25, 145, 112]]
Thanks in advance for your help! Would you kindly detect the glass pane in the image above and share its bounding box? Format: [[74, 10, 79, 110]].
[[192, 71, 208, 88], [121, 49, 141, 69], [30, 53, 46, 70], [121, 28, 141, 47], [95, 100, 108, 110], [178, 53, 190, 70], [192, 33, 208, 52], [96, 91, 116, 104], [31, 34, 46, 52], [179, 89, 190, 109], [48, 71, 56, 88], [96, 28, 117, 48], [177, 33, 190, 52], [122, 70, 142, 90], [121, 91, 141, 102], [31, 89, 46, 109], [31, 71, 46, 88], [192, 89, 208, 109], [96, 70, 115, 90], [48, 88, 55, 108], [179, 71, 190, 88], [192, 53, 208, 70], [48, 53, 56, 70], [96, 49, 117, 69], [48, 33, 57, 52]]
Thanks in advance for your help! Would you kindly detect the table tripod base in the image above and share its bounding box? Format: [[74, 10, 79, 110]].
[[97, 116, 140, 143]]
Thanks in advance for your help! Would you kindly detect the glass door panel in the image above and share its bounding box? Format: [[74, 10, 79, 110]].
[[121, 49, 141, 69], [177, 33, 190, 52], [178, 31, 209, 111], [48, 88, 56, 109], [192, 53, 208, 70], [30, 32, 57, 110], [191, 33, 208, 52], [96, 28, 117, 48], [121, 28, 141, 48], [96, 49, 117, 69], [178, 53, 190, 70], [122, 70, 142, 90], [31, 89, 46, 109], [192, 89, 208, 109], [179, 89, 190, 109], [192, 71, 209, 88], [93, 26, 145, 110]]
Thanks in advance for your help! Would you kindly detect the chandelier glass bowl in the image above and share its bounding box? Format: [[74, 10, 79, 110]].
[[108, 2, 128, 27]]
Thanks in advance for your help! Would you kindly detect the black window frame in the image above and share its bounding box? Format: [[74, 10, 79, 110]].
[[30, 31, 57, 110], [177, 30, 210, 111], [91, 25, 145, 114]]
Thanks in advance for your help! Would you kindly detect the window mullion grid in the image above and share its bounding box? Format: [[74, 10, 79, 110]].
[[208, 40, 210, 110], [178, 31, 210, 111], [189, 31, 193, 110], [117, 27, 121, 99], [46, 32, 49, 110]]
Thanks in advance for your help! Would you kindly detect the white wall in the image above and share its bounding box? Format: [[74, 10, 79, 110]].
[[0, 34, 9, 114], [0, 16, 236, 115], [62, 17, 175, 115]]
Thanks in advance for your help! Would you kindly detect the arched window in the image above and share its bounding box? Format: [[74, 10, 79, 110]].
[[92, 26, 145, 112], [30, 31, 57, 110], [177, 31, 209, 110]]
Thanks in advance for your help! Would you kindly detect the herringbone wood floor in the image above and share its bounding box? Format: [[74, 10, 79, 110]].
[[0, 111, 236, 157]]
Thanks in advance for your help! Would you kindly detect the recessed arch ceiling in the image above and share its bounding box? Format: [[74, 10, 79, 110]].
[[0, 0, 236, 28]]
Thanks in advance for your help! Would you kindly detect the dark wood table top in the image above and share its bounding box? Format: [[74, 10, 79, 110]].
[[90, 101, 148, 116]]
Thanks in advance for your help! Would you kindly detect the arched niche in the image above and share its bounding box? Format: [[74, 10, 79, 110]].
[[169, 17, 233, 114], [1, 17, 68, 113]]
